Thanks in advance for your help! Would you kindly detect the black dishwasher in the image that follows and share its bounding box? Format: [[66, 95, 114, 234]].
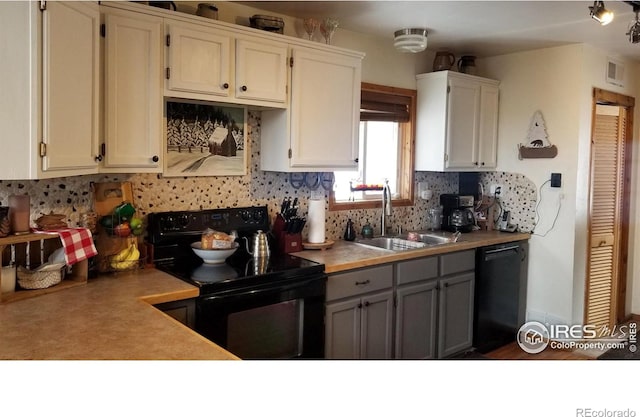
[[473, 241, 528, 353]]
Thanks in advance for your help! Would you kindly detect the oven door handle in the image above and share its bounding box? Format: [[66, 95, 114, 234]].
[[201, 275, 326, 303]]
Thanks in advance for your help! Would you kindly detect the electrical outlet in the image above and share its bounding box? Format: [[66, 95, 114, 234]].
[[490, 184, 504, 197]]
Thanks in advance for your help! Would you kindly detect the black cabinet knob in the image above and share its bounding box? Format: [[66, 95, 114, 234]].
[[354, 158, 359, 163], [152, 155, 159, 162], [94, 155, 103, 162], [443, 282, 449, 288], [357, 303, 363, 309], [473, 161, 478, 166], [364, 301, 370, 307], [481, 162, 485, 166], [222, 83, 229, 89], [241, 85, 247, 91]]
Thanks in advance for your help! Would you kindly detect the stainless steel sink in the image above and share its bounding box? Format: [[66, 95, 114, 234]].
[[353, 231, 461, 252], [408, 231, 461, 245], [354, 237, 427, 251]]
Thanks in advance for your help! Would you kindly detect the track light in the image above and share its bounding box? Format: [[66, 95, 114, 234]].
[[590, 1, 614, 25], [627, 7, 640, 43]]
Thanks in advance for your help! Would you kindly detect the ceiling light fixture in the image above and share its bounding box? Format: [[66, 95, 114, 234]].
[[394, 28, 428, 53], [589, 1, 614, 25]]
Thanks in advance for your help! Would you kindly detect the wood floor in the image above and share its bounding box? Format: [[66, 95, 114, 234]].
[[485, 343, 594, 360]]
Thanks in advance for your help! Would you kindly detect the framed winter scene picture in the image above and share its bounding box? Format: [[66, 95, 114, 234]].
[[165, 101, 248, 177]]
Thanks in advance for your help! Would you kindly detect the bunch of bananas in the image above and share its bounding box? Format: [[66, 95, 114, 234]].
[[109, 242, 140, 270]]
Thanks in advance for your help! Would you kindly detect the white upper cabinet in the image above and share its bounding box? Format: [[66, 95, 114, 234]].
[[164, 20, 288, 106], [415, 71, 499, 172], [0, 1, 100, 179], [102, 7, 163, 172], [165, 21, 231, 97], [235, 39, 288, 103], [260, 47, 363, 172]]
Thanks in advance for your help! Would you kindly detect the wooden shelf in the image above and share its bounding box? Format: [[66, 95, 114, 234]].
[[0, 232, 88, 304]]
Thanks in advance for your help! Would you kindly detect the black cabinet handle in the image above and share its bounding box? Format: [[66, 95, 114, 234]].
[[241, 85, 247, 91], [357, 303, 363, 309], [94, 155, 103, 162], [152, 155, 159, 162], [355, 280, 370, 286], [364, 301, 370, 307], [222, 83, 229, 89]]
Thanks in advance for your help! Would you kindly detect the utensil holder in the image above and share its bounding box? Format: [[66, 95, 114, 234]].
[[8, 194, 30, 235], [278, 232, 302, 254]]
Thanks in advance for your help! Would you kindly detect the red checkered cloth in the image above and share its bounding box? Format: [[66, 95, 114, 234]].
[[37, 228, 98, 266]]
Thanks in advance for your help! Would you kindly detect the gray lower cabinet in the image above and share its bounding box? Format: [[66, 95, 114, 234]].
[[325, 265, 394, 359], [437, 272, 475, 358], [326, 249, 476, 359], [394, 250, 475, 359]]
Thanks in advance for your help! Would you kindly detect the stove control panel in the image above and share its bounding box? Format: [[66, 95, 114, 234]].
[[147, 206, 269, 243]]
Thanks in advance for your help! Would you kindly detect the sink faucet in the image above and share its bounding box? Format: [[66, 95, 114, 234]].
[[381, 180, 392, 236]]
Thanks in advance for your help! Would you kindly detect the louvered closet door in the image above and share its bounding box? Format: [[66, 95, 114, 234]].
[[586, 105, 626, 329]]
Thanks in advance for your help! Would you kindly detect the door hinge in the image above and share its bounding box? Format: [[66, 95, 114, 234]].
[[101, 143, 106, 157], [100, 24, 106, 38], [447, 85, 451, 93], [166, 34, 171, 47], [289, 57, 294, 67], [444, 153, 449, 162], [166, 67, 171, 80], [39, 142, 47, 157], [39, 1, 46, 11], [288, 149, 292, 159]]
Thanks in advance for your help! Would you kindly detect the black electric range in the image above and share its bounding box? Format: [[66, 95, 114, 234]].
[[147, 206, 324, 294], [147, 206, 326, 358]]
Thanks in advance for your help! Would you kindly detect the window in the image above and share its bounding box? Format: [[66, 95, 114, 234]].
[[329, 83, 416, 210]]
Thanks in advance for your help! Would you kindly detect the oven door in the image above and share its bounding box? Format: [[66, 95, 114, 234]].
[[196, 274, 326, 359]]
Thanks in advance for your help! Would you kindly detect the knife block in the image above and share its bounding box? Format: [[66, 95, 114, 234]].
[[278, 232, 302, 254]]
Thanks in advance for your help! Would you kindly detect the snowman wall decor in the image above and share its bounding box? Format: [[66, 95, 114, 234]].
[[518, 110, 558, 159]]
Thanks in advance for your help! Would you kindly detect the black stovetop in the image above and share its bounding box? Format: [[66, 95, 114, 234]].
[[156, 250, 324, 295], [148, 206, 325, 296]]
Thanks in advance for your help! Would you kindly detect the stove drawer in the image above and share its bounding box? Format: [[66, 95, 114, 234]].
[[327, 264, 393, 301]]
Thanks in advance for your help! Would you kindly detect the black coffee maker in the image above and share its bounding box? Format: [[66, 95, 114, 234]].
[[440, 194, 475, 233]]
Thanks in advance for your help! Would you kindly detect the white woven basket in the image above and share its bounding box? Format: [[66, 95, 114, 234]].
[[17, 263, 66, 290]]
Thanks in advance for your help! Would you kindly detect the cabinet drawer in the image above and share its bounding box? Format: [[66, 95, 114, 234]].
[[440, 249, 475, 276], [396, 257, 438, 285], [327, 265, 393, 302]]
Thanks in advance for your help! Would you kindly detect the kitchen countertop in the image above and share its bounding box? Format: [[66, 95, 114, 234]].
[[292, 230, 531, 273], [0, 268, 239, 360]]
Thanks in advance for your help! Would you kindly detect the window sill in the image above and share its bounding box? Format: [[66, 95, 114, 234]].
[[329, 197, 414, 211]]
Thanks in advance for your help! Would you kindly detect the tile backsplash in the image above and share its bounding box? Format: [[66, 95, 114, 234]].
[[0, 110, 536, 240]]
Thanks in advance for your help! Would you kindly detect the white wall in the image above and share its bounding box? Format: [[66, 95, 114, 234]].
[[479, 44, 640, 325]]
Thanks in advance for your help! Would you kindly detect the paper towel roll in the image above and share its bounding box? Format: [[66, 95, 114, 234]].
[[307, 198, 326, 243]]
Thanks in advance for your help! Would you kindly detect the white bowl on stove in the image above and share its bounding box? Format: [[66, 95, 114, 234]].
[[191, 241, 239, 264]]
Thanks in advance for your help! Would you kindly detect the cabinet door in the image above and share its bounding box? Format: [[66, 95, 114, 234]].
[[478, 83, 499, 169], [289, 48, 360, 170], [395, 281, 438, 359], [437, 272, 475, 358], [235, 39, 287, 103], [360, 290, 394, 359], [445, 77, 480, 169], [104, 11, 162, 170], [166, 21, 230, 97], [325, 298, 361, 359], [42, 1, 100, 174]]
